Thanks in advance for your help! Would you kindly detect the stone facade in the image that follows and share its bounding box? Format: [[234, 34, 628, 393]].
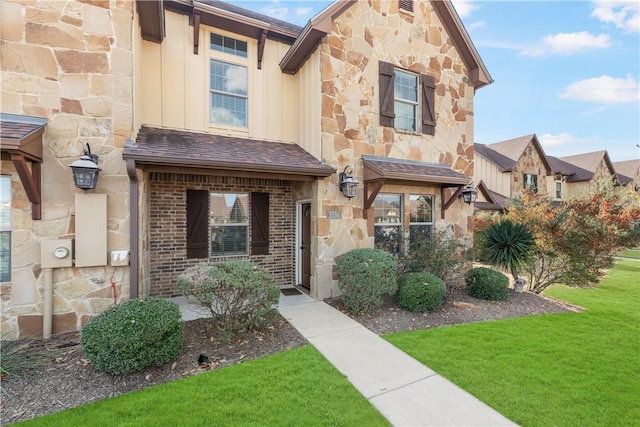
[[509, 145, 549, 197], [312, 1, 475, 297], [1, 0, 134, 339], [147, 173, 295, 297]]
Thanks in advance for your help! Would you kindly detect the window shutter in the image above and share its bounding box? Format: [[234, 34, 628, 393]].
[[379, 61, 395, 128], [399, 0, 413, 12], [186, 190, 209, 258], [421, 74, 436, 135], [251, 192, 269, 255]]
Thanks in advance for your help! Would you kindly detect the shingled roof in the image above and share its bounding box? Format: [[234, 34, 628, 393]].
[[362, 155, 470, 185], [612, 159, 640, 185], [477, 134, 551, 173], [554, 150, 615, 183], [123, 126, 335, 179]]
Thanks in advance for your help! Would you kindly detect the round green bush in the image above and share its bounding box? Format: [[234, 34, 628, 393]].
[[80, 298, 184, 375], [465, 267, 509, 301], [336, 248, 398, 314], [396, 272, 446, 312]]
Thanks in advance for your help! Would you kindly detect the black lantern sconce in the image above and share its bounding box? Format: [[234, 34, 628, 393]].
[[339, 165, 359, 199], [460, 184, 477, 205], [70, 143, 100, 190]]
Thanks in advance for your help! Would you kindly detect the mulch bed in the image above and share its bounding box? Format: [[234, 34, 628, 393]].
[[1, 287, 578, 425]]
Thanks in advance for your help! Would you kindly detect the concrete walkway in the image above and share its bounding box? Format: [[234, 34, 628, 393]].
[[278, 291, 517, 427]]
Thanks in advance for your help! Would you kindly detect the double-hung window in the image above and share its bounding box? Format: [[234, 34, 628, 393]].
[[210, 193, 249, 256], [0, 176, 11, 282], [379, 61, 436, 134], [209, 33, 248, 128], [555, 179, 562, 199], [523, 173, 538, 192], [373, 194, 402, 255], [409, 195, 434, 248]]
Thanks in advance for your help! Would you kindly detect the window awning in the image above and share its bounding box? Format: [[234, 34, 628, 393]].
[[123, 126, 335, 181], [361, 155, 471, 219], [0, 113, 46, 220]]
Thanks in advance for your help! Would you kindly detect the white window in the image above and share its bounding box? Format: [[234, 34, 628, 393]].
[[523, 173, 538, 192], [210, 33, 247, 58], [409, 195, 434, 248], [555, 180, 562, 199], [394, 69, 419, 132], [374, 194, 402, 255], [0, 176, 11, 282], [210, 60, 248, 127], [210, 193, 249, 256]]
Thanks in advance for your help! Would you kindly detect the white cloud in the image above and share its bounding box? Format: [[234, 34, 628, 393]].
[[539, 132, 581, 148], [521, 31, 612, 56], [261, 5, 288, 20], [560, 75, 640, 104], [467, 20, 486, 31], [451, 0, 478, 19], [591, 0, 640, 33], [296, 7, 312, 17]]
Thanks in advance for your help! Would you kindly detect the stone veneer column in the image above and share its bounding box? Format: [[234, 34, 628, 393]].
[[1, 0, 134, 339]]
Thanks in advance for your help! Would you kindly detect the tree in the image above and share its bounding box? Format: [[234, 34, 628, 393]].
[[504, 183, 640, 293]]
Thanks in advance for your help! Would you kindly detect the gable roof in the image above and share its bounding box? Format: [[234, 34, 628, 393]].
[[474, 180, 508, 211], [556, 150, 616, 183], [475, 134, 551, 174], [613, 159, 640, 185], [123, 126, 335, 180], [474, 143, 517, 172]]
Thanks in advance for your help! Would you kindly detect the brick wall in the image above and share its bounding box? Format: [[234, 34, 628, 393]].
[[148, 173, 295, 297]]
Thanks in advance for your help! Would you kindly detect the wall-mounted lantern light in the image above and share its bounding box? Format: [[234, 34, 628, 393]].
[[460, 184, 477, 205], [339, 165, 359, 199], [70, 143, 100, 190]]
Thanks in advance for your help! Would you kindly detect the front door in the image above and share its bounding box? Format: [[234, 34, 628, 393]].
[[299, 203, 311, 289]]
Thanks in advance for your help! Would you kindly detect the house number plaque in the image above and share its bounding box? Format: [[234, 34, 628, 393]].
[[326, 210, 342, 219]]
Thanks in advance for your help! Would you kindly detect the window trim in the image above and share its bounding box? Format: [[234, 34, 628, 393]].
[[210, 192, 250, 257], [210, 33, 248, 58], [394, 68, 420, 132], [373, 193, 403, 255], [523, 173, 538, 192], [209, 59, 249, 128]]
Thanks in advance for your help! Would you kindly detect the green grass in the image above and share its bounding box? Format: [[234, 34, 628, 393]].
[[18, 346, 389, 427], [386, 260, 640, 426], [618, 248, 640, 259]]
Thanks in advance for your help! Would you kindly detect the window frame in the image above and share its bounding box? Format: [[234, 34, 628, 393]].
[[555, 179, 562, 199], [209, 59, 249, 128], [523, 173, 538, 192], [393, 68, 420, 132], [210, 192, 250, 257], [373, 193, 403, 255], [409, 194, 434, 248], [0, 176, 11, 282], [210, 33, 248, 58]]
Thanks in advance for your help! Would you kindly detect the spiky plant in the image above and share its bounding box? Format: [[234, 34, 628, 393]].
[[483, 219, 533, 281]]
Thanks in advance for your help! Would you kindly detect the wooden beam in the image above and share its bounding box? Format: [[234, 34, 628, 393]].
[[257, 29, 267, 69], [363, 180, 384, 219], [441, 185, 463, 219], [193, 11, 200, 54], [11, 153, 41, 220]]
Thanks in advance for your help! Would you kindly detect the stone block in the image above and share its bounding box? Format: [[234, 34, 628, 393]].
[[1, 1, 24, 41], [1, 43, 58, 78], [55, 50, 108, 73], [9, 268, 37, 305], [82, 3, 113, 36], [81, 96, 112, 117], [25, 22, 84, 49], [60, 74, 90, 98]]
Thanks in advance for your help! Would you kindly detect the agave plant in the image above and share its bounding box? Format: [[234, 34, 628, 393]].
[[483, 219, 533, 281]]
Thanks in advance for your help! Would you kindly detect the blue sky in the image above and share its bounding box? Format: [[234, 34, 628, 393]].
[[232, 1, 640, 162]]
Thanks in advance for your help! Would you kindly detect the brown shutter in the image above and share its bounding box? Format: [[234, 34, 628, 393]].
[[379, 61, 395, 128], [186, 189, 209, 258], [399, 0, 413, 12], [421, 74, 436, 135], [251, 192, 269, 255]]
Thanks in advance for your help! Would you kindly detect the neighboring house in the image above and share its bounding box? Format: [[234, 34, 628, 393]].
[[1, 0, 491, 338], [613, 159, 640, 192], [547, 150, 618, 198], [473, 134, 552, 209]]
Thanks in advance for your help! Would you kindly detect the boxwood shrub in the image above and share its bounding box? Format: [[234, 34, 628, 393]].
[[465, 267, 509, 301], [80, 298, 183, 375], [397, 272, 446, 312], [336, 248, 398, 313]]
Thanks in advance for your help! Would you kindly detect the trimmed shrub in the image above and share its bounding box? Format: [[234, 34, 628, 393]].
[[177, 260, 280, 338], [336, 248, 398, 314], [396, 272, 446, 312], [465, 267, 509, 301], [80, 298, 183, 375]]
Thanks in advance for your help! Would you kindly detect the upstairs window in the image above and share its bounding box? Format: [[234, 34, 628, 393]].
[[211, 33, 247, 58], [555, 180, 562, 199], [0, 176, 10, 282], [523, 173, 538, 192], [210, 60, 248, 127], [379, 61, 436, 134]]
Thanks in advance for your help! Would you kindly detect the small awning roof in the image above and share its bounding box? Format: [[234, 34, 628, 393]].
[[124, 126, 335, 181], [362, 155, 470, 186], [0, 113, 47, 220]]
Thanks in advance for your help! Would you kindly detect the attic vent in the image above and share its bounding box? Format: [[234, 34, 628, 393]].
[[399, 0, 413, 12]]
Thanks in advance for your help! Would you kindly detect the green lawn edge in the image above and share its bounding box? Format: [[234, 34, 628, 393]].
[[17, 345, 389, 427], [386, 260, 640, 427]]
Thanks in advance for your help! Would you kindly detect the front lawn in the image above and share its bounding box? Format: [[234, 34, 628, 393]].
[[618, 248, 640, 259], [386, 260, 640, 426], [17, 346, 389, 427]]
